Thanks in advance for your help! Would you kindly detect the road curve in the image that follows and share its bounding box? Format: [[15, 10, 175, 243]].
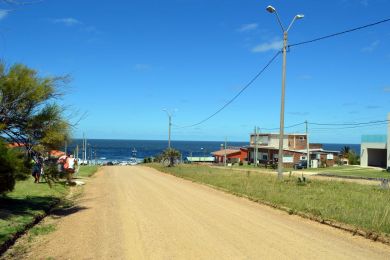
[[24, 166, 390, 259]]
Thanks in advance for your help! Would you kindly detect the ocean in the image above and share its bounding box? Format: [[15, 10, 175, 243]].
[[65, 139, 360, 162]]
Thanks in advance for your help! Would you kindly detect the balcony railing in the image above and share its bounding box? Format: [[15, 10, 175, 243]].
[[361, 135, 387, 144]]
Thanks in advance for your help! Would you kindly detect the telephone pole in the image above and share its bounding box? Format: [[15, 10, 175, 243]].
[[224, 137, 227, 167], [163, 109, 173, 149], [305, 120, 310, 168], [254, 126, 258, 167]]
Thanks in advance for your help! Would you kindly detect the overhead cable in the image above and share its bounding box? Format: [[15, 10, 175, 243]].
[[289, 17, 390, 48], [309, 119, 389, 126], [174, 51, 281, 129]]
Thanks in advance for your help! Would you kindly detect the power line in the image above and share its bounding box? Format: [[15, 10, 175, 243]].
[[173, 17, 390, 131], [174, 51, 281, 129], [289, 17, 390, 48], [260, 122, 305, 131], [309, 119, 389, 126]]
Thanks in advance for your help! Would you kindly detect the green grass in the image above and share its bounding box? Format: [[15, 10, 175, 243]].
[[0, 178, 67, 246], [0, 166, 98, 248], [215, 164, 294, 172], [305, 165, 390, 179], [28, 224, 56, 241], [150, 164, 390, 236], [77, 165, 99, 178]]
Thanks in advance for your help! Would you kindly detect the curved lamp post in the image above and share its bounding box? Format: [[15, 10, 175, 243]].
[[266, 5, 304, 179]]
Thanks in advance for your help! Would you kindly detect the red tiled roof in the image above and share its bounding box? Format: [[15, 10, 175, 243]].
[[50, 150, 65, 157], [212, 149, 241, 157], [7, 143, 26, 148]]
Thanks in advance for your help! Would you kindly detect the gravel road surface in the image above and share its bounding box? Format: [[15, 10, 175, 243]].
[[22, 166, 390, 259]]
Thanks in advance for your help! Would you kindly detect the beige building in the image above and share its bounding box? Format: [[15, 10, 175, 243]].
[[360, 113, 390, 169], [248, 133, 339, 168]]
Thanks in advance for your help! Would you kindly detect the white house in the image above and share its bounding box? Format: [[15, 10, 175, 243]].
[[360, 113, 390, 169]]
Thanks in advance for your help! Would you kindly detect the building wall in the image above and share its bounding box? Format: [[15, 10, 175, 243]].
[[288, 135, 307, 150], [215, 150, 248, 163], [361, 142, 386, 167]]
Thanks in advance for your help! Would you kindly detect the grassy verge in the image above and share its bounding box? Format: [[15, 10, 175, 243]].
[[304, 166, 390, 179], [215, 164, 294, 173], [0, 178, 68, 248], [0, 165, 99, 253], [77, 165, 99, 178], [150, 164, 390, 237]]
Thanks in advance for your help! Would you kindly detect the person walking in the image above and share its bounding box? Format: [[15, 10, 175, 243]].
[[32, 156, 43, 183], [64, 154, 77, 184]]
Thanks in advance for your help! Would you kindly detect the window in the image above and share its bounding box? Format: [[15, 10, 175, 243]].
[[283, 155, 294, 163], [327, 154, 334, 160]]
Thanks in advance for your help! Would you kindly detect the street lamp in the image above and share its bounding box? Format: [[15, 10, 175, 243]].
[[200, 147, 205, 162], [163, 109, 173, 149], [266, 5, 304, 179]]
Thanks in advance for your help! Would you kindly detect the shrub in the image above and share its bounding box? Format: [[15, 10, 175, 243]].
[[239, 161, 244, 166], [161, 148, 181, 167], [0, 141, 30, 194]]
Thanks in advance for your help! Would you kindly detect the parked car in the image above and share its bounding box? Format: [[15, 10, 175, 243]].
[[294, 160, 307, 170]]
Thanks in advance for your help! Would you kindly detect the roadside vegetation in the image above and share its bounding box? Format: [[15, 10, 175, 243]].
[[77, 165, 99, 178], [0, 166, 98, 253], [0, 62, 71, 195], [150, 164, 390, 237], [304, 165, 390, 179]]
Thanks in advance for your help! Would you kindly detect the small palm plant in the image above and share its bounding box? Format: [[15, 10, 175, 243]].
[[161, 148, 181, 167], [340, 146, 351, 158]]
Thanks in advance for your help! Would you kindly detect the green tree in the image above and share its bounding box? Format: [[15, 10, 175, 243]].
[[348, 150, 360, 165], [0, 63, 72, 192], [0, 141, 30, 194], [0, 63, 71, 156], [341, 146, 351, 158]]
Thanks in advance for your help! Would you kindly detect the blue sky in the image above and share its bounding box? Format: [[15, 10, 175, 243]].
[[1, 0, 389, 143]]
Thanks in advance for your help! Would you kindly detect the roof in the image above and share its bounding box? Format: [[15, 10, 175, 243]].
[[49, 150, 66, 157], [186, 157, 215, 162], [211, 149, 242, 156], [295, 148, 340, 154], [251, 133, 307, 136], [7, 143, 26, 148]]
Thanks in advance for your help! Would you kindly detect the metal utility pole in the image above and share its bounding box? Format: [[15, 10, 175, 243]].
[[163, 109, 173, 149], [266, 5, 304, 179], [305, 120, 310, 168], [89, 144, 92, 164], [224, 137, 227, 167], [254, 126, 258, 167]]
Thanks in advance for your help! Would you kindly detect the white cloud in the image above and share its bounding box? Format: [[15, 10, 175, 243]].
[[252, 39, 283, 53], [0, 9, 9, 20], [52, 18, 82, 26], [238, 23, 258, 32], [361, 40, 380, 52]]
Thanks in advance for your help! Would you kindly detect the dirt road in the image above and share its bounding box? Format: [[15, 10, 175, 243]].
[[21, 166, 390, 259]]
